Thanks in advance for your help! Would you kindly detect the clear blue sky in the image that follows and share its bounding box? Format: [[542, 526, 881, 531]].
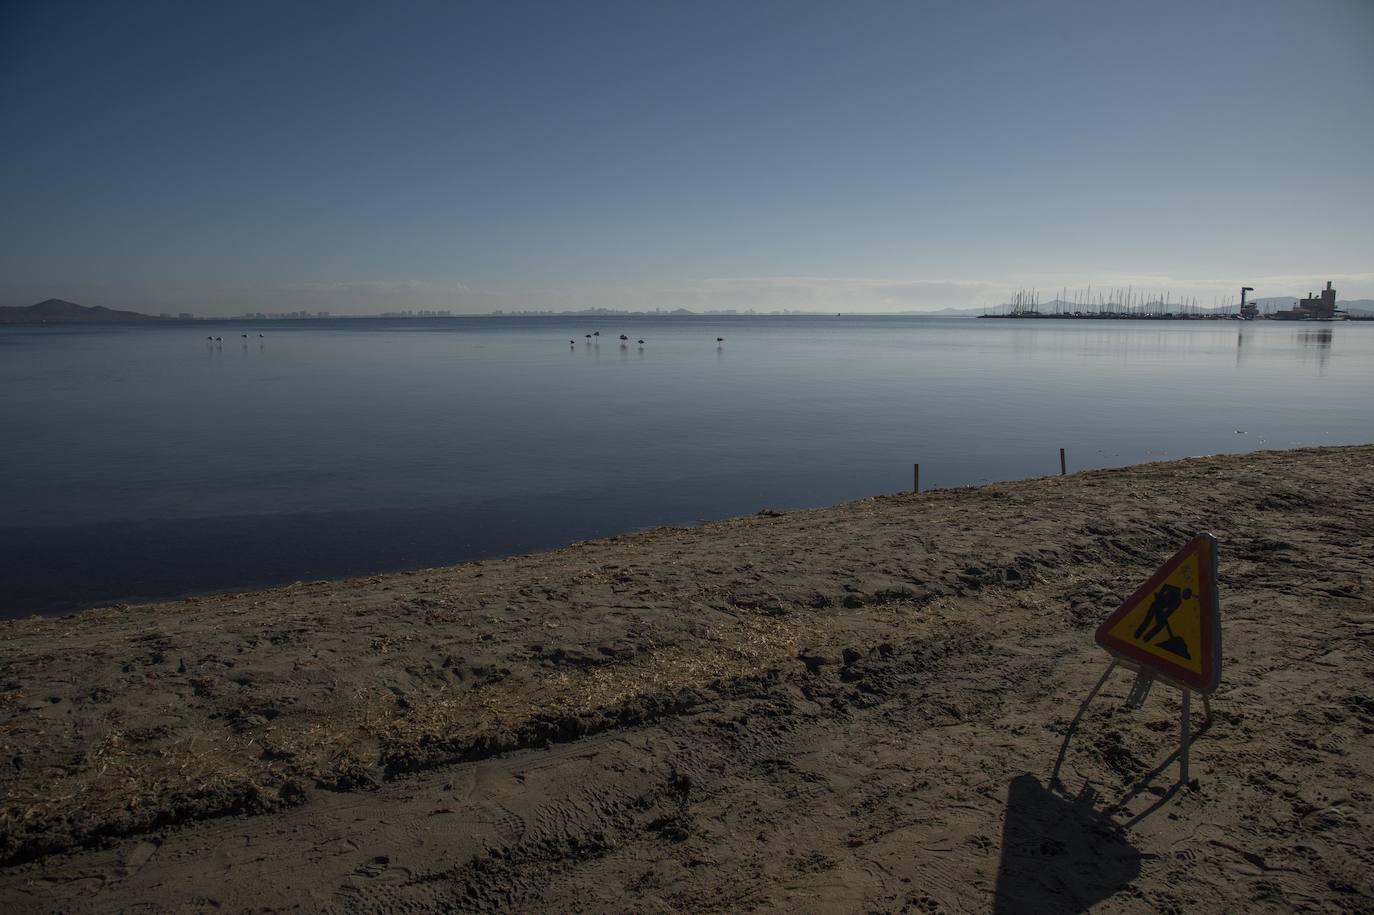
[[2, 0, 1370, 314]]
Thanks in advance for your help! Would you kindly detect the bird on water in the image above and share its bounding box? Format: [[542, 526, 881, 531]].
[[716, 337, 724, 343]]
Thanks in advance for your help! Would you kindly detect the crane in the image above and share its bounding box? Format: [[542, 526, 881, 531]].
[[1239, 286, 1257, 320]]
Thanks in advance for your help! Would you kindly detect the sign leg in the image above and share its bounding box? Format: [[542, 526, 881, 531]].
[[1180, 688, 1191, 786]]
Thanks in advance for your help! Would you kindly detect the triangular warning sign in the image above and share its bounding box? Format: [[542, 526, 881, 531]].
[[1095, 532, 1221, 694]]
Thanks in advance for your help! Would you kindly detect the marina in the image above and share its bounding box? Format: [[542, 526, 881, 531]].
[[981, 281, 1359, 321]]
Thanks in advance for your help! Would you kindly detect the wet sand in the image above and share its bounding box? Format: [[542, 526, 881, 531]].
[[2, 445, 1372, 913]]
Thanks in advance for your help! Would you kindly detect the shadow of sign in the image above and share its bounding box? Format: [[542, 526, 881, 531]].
[[992, 774, 1142, 915]]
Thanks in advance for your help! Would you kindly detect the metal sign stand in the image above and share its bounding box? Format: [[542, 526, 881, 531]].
[[1080, 531, 1221, 790], [1059, 659, 1213, 790], [1180, 687, 1192, 784], [1179, 686, 1213, 785]]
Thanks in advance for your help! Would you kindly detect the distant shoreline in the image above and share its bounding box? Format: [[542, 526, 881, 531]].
[[1, 311, 986, 323], [8, 310, 1374, 324]]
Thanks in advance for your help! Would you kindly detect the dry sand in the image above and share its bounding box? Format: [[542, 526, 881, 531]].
[[1, 445, 1371, 913]]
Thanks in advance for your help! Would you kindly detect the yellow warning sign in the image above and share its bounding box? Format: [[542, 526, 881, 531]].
[[1094, 533, 1221, 693]]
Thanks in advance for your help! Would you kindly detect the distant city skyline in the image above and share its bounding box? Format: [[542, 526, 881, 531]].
[[2, 1, 1371, 315]]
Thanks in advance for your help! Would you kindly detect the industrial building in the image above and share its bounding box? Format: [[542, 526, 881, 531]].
[[1275, 282, 1342, 320]]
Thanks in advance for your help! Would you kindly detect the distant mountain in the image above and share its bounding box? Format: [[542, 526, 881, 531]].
[[882, 306, 986, 315], [0, 298, 163, 323], [907, 306, 985, 316]]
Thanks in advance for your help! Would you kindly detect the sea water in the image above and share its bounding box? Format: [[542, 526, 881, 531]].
[[2, 315, 1370, 616]]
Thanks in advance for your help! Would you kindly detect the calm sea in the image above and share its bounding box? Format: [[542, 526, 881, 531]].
[[2, 315, 1370, 617]]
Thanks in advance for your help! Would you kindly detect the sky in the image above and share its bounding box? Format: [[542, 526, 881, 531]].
[[1, 0, 1371, 315]]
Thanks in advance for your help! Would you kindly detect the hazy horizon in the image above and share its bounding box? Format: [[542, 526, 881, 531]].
[[3, 0, 1371, 316]]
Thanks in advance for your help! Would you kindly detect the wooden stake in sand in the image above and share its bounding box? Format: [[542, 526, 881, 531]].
[[1057, 533, 1222, 793], [913, 463, 920, 493], [1060, 447, 1067, 475]]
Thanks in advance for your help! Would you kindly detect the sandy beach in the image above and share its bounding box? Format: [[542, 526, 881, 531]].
[[2, 445, 1371, 913]]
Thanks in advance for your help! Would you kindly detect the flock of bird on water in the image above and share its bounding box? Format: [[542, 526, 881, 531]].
[[205, 331, 726, 348], [569, 331, 725, 348], [205, 334, 264, 345]]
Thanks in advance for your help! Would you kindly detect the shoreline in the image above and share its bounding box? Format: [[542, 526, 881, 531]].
[[8, 439, 1368, 622], [2, 444, 1371, 911]]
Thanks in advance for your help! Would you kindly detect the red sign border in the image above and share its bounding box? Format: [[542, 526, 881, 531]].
[[1094, 532, 1221, 694]]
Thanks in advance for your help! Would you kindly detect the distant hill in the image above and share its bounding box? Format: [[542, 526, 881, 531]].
[[907, 306, 985, 316], [0, 298, 163, 323]]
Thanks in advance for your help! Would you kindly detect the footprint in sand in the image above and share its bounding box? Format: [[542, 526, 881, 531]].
[[337, 855, 413, 895], [111, 839, 161, 880]]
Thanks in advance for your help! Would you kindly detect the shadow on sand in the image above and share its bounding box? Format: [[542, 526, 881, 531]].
[[993, 662, 1219, 913], [992, 774, 1142, 915]]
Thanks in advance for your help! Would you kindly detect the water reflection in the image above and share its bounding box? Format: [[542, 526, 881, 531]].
[[1001, 321, 1347, 374], [1004, 323, 1254, 363], [3, 316, 1372, 615], [1298, 328, 1333, 373]]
